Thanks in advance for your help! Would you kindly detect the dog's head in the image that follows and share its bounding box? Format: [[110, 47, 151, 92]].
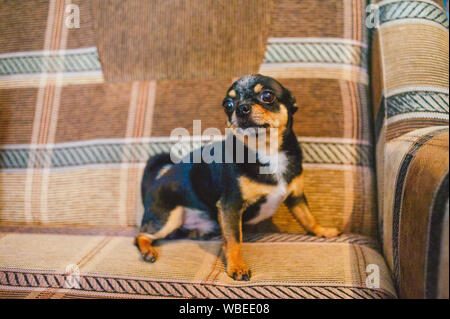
[[223, 74, 297, 134]]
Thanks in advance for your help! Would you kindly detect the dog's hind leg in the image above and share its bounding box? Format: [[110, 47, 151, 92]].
[[135, 206, 184, 262]]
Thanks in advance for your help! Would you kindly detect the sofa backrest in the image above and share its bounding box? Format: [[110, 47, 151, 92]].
[[0, 0, 377, 237]]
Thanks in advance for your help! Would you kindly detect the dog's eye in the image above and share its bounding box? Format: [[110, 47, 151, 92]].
[[224, 101, 234, 110], [260, 91, 275, 103]]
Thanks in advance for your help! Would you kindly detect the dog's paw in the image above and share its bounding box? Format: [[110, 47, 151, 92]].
[[313, 226, 341, 238], [227, 264, 252, 281], [141, 248, 158, 263], [135, 235, 158, 263]]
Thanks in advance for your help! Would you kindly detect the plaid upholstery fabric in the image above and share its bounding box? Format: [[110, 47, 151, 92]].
[[0, 0, 378, 237], [0, 0, 396, 298], [371, 0, 449, 298]]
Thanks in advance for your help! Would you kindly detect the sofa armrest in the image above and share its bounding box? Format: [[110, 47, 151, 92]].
[[370, 0, 449, 298], [381, 127, 448, 299]]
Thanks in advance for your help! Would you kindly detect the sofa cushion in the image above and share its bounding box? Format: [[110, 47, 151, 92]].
[[0, 232, 396, 299]]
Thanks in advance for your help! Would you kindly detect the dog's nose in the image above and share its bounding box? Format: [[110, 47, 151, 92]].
[[237, 104, 251, 116]]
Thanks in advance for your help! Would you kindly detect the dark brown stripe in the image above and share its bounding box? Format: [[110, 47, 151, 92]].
[[425, 171, 449, 299]]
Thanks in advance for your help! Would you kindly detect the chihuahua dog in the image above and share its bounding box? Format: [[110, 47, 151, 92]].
[[135, 74, 340, 281]]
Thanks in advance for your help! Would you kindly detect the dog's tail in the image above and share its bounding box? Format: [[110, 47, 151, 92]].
[[141, 153, 174, 202]]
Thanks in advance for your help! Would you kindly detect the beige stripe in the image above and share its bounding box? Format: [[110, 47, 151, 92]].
[[24, 0, 52, 221], [340, 80, 356, 233], [25, 0, 70, 225], [131, 81, 157, 225], [0, 74, 104, 89], [118, 82, 140, 226], [134, 82, 148, 138], [40, 0, 70, 223], [343, 0, 353, 39], [43, 0, 57, 52], [142, 81, 157, 138], [259, 64, 368, 84], [126, 167, 141, 226], [355, 0, 363, 42], [378, 23, 449, 92], [119, 81, 153, 226], [437, 206, 449, 298]]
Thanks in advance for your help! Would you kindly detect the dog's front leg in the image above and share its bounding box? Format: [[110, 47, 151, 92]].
[[285, 194, 341, 238], [217, 201, 251, 281]]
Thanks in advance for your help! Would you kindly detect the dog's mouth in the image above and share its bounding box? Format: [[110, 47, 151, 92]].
[[237, 118, 270, 129]]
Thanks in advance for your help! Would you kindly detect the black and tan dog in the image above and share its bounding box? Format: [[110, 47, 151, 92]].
[[135, 74, 340, 281]]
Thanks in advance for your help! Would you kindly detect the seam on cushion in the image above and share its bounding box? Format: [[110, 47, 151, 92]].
[[77, 236, 112, 269], [352, 244, 364, 287], [203, 246, 223, 285], [357, 244, 369, 287]]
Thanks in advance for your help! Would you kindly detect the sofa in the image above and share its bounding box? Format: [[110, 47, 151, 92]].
[[0, 0, 447, 299]]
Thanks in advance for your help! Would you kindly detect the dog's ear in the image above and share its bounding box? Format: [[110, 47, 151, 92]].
[[283, 88, 298, 115]]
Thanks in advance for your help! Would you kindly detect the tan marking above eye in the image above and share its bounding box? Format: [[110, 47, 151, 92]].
[[228, 90, 236, 97], [254, 84, 263, 93]]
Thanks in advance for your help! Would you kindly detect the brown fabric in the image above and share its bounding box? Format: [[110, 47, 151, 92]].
[[0, 88, 38, 144], [66, 0, 97, 49], [269, 0, 367, 41], [56, 83, 132, 142], [269, 0, 343, 38], [285, 79, 372, 141], [151, 79, 232, 136], [0, 0, 49, 54], [92, 0, 272, 81]]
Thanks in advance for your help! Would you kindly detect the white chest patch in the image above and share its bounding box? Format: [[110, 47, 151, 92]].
[[182, 208, 217, 233], [258, 151, 288, 179], [245, 182, 287, 225], [245, 151, 289, 225]]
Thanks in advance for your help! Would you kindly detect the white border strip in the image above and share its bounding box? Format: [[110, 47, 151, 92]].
[[379, 18, 449, 32], [0, 136, 373, 150], [377, 0, 445, 10], [0, 47, 98, 59], [385, 86, 450, 97], [267, 37, 368, 48], [386, 112, 450, 125], [260, 63, 368, 74], [0, 70, 103, 80]]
